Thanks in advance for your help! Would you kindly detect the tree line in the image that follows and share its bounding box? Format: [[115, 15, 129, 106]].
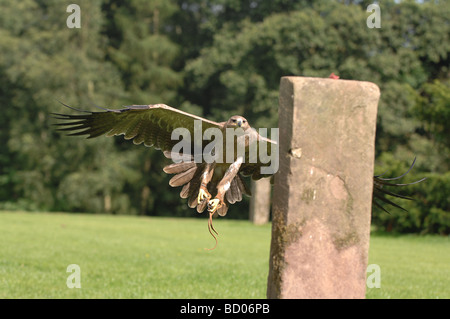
[[0, 0, 448, 234]]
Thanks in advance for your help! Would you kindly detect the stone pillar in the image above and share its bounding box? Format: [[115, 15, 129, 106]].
[[267, 76, 379, 299], [249, 178, 271, 225]]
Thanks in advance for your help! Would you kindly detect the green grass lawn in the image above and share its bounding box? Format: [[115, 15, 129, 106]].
[[0, 211, 448, 299]]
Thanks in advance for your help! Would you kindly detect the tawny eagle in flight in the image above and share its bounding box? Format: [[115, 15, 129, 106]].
[[53, 103, 277, 249], [53, 103, 424, 249]]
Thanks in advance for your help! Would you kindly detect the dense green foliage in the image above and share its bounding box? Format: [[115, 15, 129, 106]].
[[0, 0, 448, 233]]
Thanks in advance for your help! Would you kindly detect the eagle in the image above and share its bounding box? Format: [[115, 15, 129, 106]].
[[53, 102, 424, 249], [53, 103, 277, 249]]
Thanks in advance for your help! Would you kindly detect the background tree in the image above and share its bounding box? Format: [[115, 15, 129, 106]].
[[0, 0, 448, 233], [0, 0, 134, 213]]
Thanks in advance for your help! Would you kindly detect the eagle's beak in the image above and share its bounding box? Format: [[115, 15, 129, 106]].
[[236, 118, 243, 127]]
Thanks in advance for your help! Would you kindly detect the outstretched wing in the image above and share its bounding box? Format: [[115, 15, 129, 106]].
[[52, 103, 222, 153]]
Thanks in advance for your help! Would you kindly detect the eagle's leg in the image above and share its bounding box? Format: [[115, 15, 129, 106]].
[[208, 156, 243, 214], [198, 163, 214, 204]]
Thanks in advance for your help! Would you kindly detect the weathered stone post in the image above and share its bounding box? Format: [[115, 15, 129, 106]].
[[267, 76, 380, 299], [249, 178, 271, 225]]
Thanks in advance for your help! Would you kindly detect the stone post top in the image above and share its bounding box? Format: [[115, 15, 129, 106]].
[[280, 75, 380, 94]]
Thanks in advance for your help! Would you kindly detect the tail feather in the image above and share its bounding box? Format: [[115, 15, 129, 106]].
[[169, 166, 197, 187], [236, 174, 252, 197], [163, 158, 204, 211], [163, 162, 196, 174], [197, 197, 208, 213], [225, 179, 240, 204], [180, 183, 190, 199], [188, 188, 200, 208], [217, 203, 229, 216]]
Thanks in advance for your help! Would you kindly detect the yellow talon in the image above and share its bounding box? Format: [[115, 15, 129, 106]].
[[198, 188, 211, 204], [207, 199, 222, 214]]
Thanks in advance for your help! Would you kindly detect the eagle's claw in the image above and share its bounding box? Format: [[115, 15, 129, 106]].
[[207, 198, 223, 214], [198, 187, 211, 204]]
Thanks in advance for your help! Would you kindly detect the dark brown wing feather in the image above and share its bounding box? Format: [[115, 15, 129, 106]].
[[53, 103, 222, 153], [236, 174, 252, 196]]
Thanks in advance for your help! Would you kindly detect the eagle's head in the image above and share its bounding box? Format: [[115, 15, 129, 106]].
[[226, 115, 250, 130]]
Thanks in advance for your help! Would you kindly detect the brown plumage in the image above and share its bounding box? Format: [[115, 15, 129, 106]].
[[53, 102, 276, 250]]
